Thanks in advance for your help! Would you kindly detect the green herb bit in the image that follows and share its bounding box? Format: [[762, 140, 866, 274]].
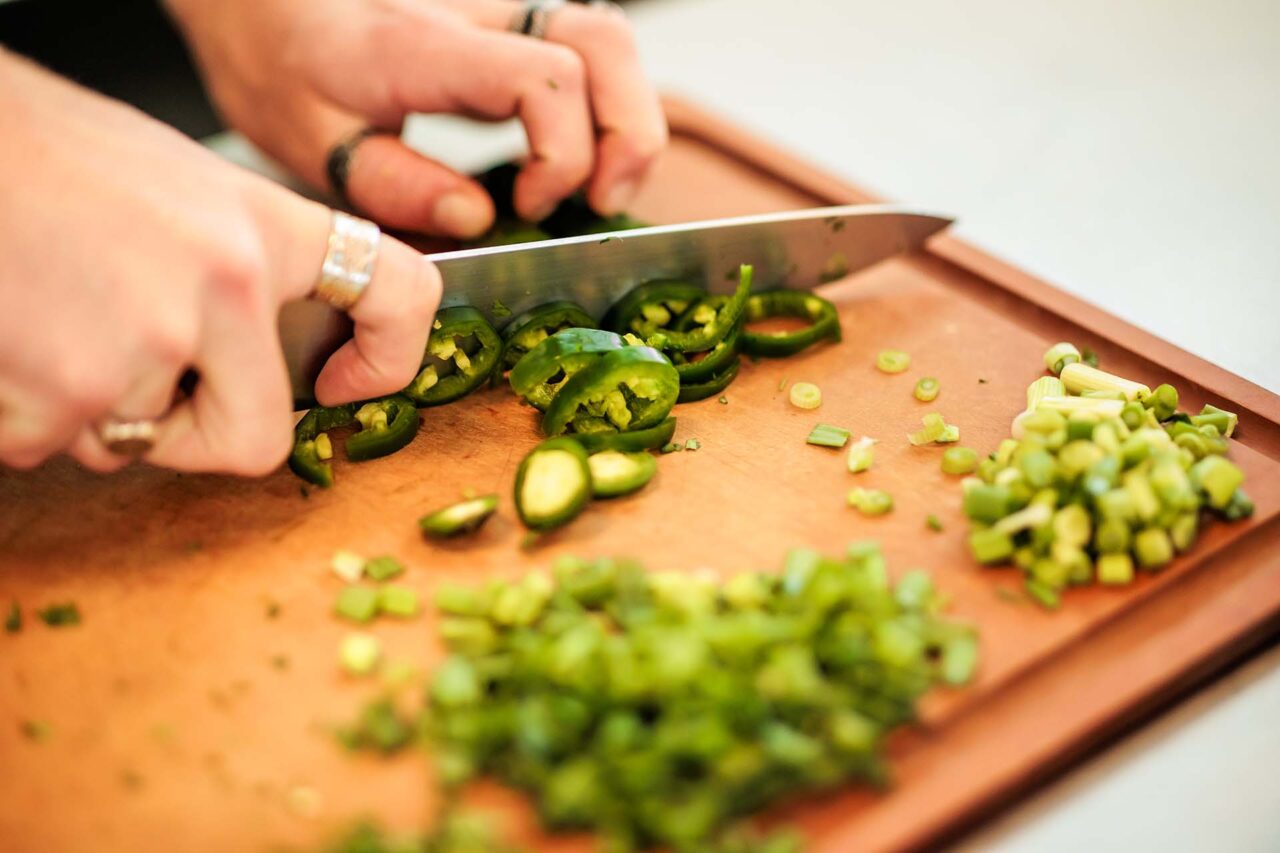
[[913, 377, 940, 402], [788, 381, 822, 410], [340, 632, 382, 677], [908, 412, 947, 446], [806, 423, 851, 448], [20, 720, 52, 742], [846, 436, 876, 473], [685, 438, 701, 451], [37, 603, 80, 627], [491, 298, 512, 318], [364, 555, 405, 582], [778, 377, 790, 391], [335, 586, 379, 624], [847, 487, 893, 516], [876, 349, 911, 374], [1043, 341, 1082, 375], [4, 602, 19, 633], [926, 514, 944, 532], [379, 585, 421, 618], [717, 396, 729, 405], [941, 446, 979, 475], [660, 442, 683, 454]]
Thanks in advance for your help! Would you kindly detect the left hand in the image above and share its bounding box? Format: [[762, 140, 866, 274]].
[[166, 0, 669, 239]]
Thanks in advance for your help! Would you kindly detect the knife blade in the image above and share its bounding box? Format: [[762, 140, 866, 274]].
[[280, 204, 953, 407]]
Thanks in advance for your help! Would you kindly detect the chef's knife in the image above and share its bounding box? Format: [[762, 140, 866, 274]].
[[280, 204, 953, 407]]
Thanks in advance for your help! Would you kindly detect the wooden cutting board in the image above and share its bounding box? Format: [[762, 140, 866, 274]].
[[2, 97, 1278, 853]]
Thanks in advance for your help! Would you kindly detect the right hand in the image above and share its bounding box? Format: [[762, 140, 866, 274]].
[[0, 51, 441, 475]]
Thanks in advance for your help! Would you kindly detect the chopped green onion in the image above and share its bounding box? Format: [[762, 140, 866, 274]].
[[940, 446, 979, 475], [331, 550, 365, 583], [1043, 342, 1081, 375], [1140, 384, 1179, 421], [963, 484, 1012, 525], [684, 438, 701, 452], [876, 349, 911, 374], [339, 632, 382, 676], [788, 381, 822, 409], [378, 585, 421, 618], [806, 423, 851, 448], [908, 412, 947, 446], [1096, 553, 1134, 585], [660, 442, 683, 454], [1024, 578, 1061, 609], [938, 424, 961, 443], [1189, 455, 1244, 509], [913, 377, 940, 402], [36, 603, 80, 627], [968, 528, 1013, 564], [1060, 363, 1150, 401], [335, 586, 379, 624], [1081, 346, 1100, 367], [364, 556, 405, 582], [926, 514, 944, 532], [717, 396, 729, 405], [847, 487, 893, 516], [846, 436, 876, 473], [1133, 528, 1174, 569]]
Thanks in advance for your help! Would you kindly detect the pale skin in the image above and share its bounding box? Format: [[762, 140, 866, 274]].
[[0, 0, 667, 475]]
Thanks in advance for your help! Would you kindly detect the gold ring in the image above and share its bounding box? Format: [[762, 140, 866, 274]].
[[96, 417, 158, 458]]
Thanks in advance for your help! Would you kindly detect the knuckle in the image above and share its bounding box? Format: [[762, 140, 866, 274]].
[[541, 44, 586, 88], [204, 233, 270, 315], [223, 428, 292, 477], [143, 320, 198, 367], [53, 360, 124, 417]]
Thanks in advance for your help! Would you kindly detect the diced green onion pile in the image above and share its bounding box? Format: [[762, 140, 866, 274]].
[[423, 545, 976, 851], [963, 343, 1251, 607]]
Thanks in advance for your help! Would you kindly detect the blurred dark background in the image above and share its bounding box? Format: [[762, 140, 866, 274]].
[[0, 0, 221, 137]]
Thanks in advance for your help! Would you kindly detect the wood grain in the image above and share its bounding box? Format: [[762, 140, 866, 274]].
[[1, 98, 1277, 853]]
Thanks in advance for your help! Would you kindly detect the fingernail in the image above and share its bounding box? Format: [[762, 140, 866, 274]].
[[433, 192, 490, 238], [604, 179, 639, 215]]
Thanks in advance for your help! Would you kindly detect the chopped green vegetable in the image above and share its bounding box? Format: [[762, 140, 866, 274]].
[[37, 603, 80, 627], [588, 450, 658, 498], [1060, 363, 1149, 401], [364, 555, 405, 582], [875, 349, 911, 374], [806, 423, 851, 448], [1190, 455, 1244, 509], [423, 547, 975, 850], [940, 446, 979, 475], [913, 377, 940, 402], [847, 487, 893, 516], [846, 436, 876, 473], [685, 438, 701, 452], [330, 550, 365, 583], [660, 442, 683, 453], [340, 632, 382, 676], [378, 585, 421, 618], [1043, 342, 1081, 375], [491, 298, 511, 318], [335, 697, 415, 756], [335, 586, 379, 624], [908, 412, 947, 446], [4, 602, 19, 633], [788, 381, 822, 409], [926, 514, 944, 532], [1096, 553, 1135, 585], [420, 495, 499, 539], [1081, 346, 1100, 367], [717, 396, 728, 405]]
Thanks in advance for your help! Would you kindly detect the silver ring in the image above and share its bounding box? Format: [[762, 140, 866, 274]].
[[312, 211, 381, 311], [96, 417, 158, 458], [509, 0, 566, 39]]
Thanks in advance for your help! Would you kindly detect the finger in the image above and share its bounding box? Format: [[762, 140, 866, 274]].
[[443, 0, 668, 215], [344, 134, 495, 238], [146, 281, 294, 478], [295, 10, 595, 221], [312, 235, 442, 406]]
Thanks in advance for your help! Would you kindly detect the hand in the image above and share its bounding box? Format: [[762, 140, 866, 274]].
[[166, 0, 668, 238], [0, 52, 440, 475]]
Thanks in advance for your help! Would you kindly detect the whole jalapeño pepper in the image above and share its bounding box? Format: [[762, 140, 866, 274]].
[[404, 306, 502, 406]]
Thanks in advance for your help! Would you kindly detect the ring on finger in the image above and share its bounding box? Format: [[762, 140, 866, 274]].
[[509, 0, 566, 39], [96, 416, 160, 458], [311, 210, 382, 312]]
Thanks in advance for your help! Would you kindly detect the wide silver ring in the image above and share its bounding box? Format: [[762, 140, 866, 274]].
[[509, 0, 566, 39], [312, 210, 381, 312], [96, 417, 158, 458]]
